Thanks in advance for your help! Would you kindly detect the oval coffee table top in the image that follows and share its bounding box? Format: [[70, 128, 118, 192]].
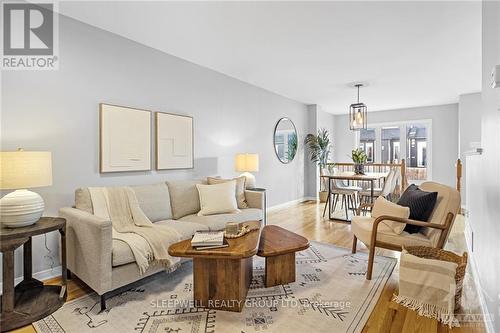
[[168, 220, 262, 259], [257, 225, 309, 257]]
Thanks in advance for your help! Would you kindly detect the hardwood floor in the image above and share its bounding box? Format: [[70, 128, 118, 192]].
[[13, 200, 486, 333], [266, 200, 486, 333]]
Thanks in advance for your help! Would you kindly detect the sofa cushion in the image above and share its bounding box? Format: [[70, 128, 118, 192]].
[[155, 220, 209, 239], [112, 239, 137, 267], [75, 183, 172, 222], [112, 219, 209, 267], [131, 183, 172, 222], [352, 216, 432, 248], [75, 187, 93, 214], [167, 180, 205, 219], [179, 208, 263, 231]]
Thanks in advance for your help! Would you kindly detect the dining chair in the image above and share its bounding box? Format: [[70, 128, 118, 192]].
[[387, 167, 401, 201], [322, 168, 361, 218], [358, 168, 396, 206]]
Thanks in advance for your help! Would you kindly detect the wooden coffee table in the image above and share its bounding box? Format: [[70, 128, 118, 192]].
[[257, 225, 309, 287], [168, 220, 261, 312]]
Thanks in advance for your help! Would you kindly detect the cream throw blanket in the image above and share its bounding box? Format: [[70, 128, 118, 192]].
[[393, 249, 459, 327], [89, 187, 180, 274]]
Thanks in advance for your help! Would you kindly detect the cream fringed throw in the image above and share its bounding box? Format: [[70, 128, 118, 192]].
[[88, 187, 180, 274], [393, 249, 459, 327]]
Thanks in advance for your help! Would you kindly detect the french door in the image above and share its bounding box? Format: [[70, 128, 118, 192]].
[[356, 120, 432, 183]]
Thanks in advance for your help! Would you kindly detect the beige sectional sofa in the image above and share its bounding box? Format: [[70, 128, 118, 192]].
[[59, 179, 265, 309]]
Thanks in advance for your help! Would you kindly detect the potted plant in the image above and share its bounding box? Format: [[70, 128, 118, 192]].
[[305, 128, 332, 202], [351, 148, 368, 174]]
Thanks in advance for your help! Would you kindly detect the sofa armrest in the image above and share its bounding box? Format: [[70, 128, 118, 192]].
[[59, 207, 113, 295], [245, 190, 265, 210]]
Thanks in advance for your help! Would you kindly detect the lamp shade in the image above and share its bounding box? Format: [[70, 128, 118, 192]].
[[235, 153, 259, 172], [0, 151, 52, 190]]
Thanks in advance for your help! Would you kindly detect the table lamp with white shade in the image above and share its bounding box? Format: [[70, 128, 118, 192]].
[[235, 153, 259, 189], [0, 149, 52, 228]]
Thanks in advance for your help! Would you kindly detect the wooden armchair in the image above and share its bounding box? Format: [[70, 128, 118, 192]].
[[351, 182, 461, 280]]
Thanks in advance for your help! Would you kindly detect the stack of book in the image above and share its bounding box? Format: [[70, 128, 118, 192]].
[[191, 231, 228, 250]]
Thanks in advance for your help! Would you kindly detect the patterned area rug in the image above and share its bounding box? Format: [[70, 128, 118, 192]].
[[34, 241, 396, 333]]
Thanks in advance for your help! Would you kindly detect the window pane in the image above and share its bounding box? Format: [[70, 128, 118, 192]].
[[275, 134, 285, 160], [359, 128, 376, 162], [381, 127, 400, 163], [406, 124, 428, 180]]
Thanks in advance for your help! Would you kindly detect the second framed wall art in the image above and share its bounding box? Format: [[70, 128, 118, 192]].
[[155, 112, 194, 170]]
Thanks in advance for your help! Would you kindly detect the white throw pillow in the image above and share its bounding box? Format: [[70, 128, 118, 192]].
[[207, 176, 248, 209], [196, 181, 240, 216], [371, 197, 410, 234]]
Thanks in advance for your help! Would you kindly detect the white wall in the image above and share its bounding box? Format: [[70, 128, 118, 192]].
[[333, 104, 459, 187], [304, 104, 335, 197], [466, 2, 500, 331], [1, 16, 309, 280], [317, 106, 335, 138], [458, 92, 482, 206], [304, 105, 318, 198]]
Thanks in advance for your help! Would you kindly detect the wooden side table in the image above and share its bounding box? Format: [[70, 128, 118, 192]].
[[0, 217, 67, 332]]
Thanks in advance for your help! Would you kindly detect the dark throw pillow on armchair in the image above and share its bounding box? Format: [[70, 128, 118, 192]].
[[397, 184, 438, 234]]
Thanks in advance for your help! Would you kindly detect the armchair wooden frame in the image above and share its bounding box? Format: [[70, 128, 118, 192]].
[[352, 203, 455, 280]]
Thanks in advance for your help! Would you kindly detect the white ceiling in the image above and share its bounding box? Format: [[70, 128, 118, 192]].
[[59, 1, 482, 114]]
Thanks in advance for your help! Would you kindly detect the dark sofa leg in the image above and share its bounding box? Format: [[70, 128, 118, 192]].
[[100, 294, 107, 312], [67, 269, 72, 279]]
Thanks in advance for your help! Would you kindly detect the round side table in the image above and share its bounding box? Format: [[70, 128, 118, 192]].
[[0, 217, 67, 332]]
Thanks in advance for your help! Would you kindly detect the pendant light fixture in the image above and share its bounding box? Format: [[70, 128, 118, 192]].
[[349, 83, 367, 131]]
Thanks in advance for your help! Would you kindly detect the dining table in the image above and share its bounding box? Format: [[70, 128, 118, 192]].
[[320, 171, 389, 222]]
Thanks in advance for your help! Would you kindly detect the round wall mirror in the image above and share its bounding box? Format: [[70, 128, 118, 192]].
[[273, 117, 298, 164]]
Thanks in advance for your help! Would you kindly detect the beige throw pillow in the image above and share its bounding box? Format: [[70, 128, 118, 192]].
[[371, 197, 410, 234], [166, 180, 204, 219], [207, 176, 248, 208], [196, 181, 240, 216]]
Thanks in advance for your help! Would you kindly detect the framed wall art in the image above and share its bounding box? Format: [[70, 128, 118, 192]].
[[155, 112, 193, 170], [99, 103, 151, 173]]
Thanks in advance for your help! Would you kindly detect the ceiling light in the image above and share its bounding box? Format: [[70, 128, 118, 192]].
[[349, 83, 367, 131]]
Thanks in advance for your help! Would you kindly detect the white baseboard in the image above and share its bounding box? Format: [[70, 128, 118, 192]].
[[268, 197, 316, 212], [464, 232, 495, 333], [0, 266, 62, 291]]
